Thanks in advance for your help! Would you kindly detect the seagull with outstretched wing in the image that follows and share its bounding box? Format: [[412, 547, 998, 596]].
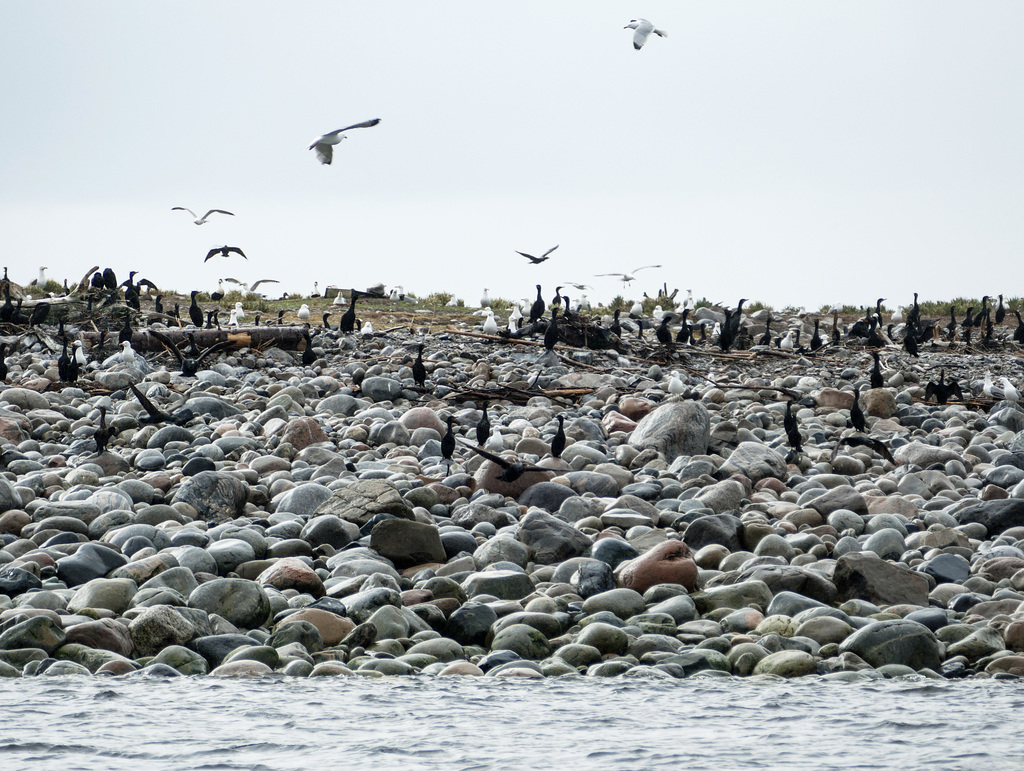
[[172, 207, 234, 225], [309, 118, 381, 165], [595, 265, 662, 285]]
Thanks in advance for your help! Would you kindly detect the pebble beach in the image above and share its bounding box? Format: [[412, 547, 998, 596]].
[[3, 292, 1024, 683]]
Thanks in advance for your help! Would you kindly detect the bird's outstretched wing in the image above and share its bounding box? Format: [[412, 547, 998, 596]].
[[517, 251, 541, 264], [148, 328, 185, 365], [204, 209, 234, 218], [311, 143, 333, 165], [325, 118, 382, 137], [249, 279, 280, 291], [595, 273, 627, 279], [137, 278, 159, 292], [631, 264, 662, 273], [541, 244, 559, 259], [204, 248, 222, 263], [226, 247, 247, 259], [172, 207, 197, 218]]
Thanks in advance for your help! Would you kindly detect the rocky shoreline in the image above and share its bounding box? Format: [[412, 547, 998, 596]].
[[3, 306, 1024, 682]]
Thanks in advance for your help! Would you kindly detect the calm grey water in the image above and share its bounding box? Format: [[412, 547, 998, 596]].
[[2, 676, 1021, 770]]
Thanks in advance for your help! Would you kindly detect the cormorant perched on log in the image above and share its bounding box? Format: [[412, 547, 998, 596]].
[[459, 440, 552, 483], [530, 285, 545, 324], [550, 415, 566, 459], [102, 268, 118, 291], [544, 307, 559, 351], [189, 291, 203, 328], [118, 311, 133, 344], [849, 387, 867, 432], [412, 344, 427, 388], [28, 302, 50, 328], [924, 370, 964, 404], [870, 351, 883, 389]]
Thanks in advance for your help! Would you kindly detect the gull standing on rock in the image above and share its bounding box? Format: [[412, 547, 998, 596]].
[[309, 118, 381, 165], [625, 18, 668, 50], [482, 311, 499, 335]]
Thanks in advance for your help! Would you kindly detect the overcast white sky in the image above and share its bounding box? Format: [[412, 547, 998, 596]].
[[2, 2, 1022, 311]]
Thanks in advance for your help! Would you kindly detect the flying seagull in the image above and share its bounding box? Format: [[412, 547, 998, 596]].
[[172, 207, 234, 225], [595, 265, 662, 285], [625, 18, 667, 50], [224, 278, 280, 295], [309, 118, 381, 165], [517, 245, 559, 265], [204, 246, 247, 263]]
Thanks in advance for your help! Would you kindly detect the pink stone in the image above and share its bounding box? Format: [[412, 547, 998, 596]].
[[257, 557, 325, 598], [281, 417, 329, 450], [602, 411, 638, 434], [618, 540, 698, 593], [618, 397, 655, 422], [279, 608, 354, 646], [398, 407, 445, 434], [438, 661, 485, 676]]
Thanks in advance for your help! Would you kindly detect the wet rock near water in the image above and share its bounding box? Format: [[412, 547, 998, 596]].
[[3, 318, 1024, 683]]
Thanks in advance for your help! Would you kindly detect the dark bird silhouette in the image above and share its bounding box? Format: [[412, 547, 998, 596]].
[[0, 342, 7, 382], [656, 315, 673, 347], [0, 284, 13, 323], [544, 307, 560, 351], [903, 328, 919, 357], [529, 285, 545, 324], [760, 318, 773, 347], [204, 246, 247, 263], [441, 415, 456, 475], [675, 308, 692, 345], [1013, 310, 1024, 344], [412, 344, 427, 388], [996, 295, 1006, 325], [475, 404, 490, 446], [550, 415, 566, 459], [459, 440, 552, 483], [57, 338, 73, 383], [154, 295, 164, 315], [924, 369, 964, 404], [93, 406, 112, 453], [118, 311, 133, 344], [102, 268, 118, 291], [188, 291, 203, 328], [870, 351, 883, 390], [610, 308, 622, 338], [301, 327, 316, 366], [810, 319, 823, 352], [321, 312, 333, 331], [849, 387, 867, 432], [830, 434, 896, 465], [149, 328, 234, 377], [340, 290, 362, 333], [550, 286, 563, 308], [28, 302, 50, 328], [128, 383, 185, 425], [784, 401, 802, 459], [518, 245, 559, 264]]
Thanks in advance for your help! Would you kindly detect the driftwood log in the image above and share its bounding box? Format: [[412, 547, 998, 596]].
[[76, 326, 309, 352]]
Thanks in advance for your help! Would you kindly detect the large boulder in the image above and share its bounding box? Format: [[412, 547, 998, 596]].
[[129, 604, 200, 657], [369, 519, 446, 568], [188, 578, 271, 630], [313, 479, 414, 527], [955, 499, 1024, 536], [627, 401, 710, 460], [719, 442, 787, 483], [515, 510, 593, 565], [171, 471, 248, 523], [618, 540, 698, 593], [833, 552, 929, 607], [839, 619, 943, 670]]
